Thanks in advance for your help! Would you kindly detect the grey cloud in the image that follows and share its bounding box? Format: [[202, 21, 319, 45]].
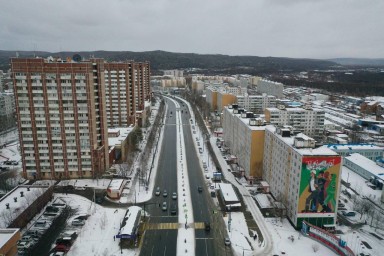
[[0, 0, 383, 58]]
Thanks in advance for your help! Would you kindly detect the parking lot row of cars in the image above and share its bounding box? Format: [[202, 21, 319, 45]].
[[17, 202, 67, 255]]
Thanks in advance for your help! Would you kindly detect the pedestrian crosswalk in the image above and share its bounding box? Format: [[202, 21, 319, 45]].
[[142, 222, 206, 230]]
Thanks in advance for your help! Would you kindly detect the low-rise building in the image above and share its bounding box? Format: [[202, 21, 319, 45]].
[[344, 153, 384, 190], [322, 143, 383, 161], [0, 228, 20, 256]]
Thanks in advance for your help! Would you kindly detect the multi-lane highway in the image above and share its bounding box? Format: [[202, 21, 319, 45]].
[[139, 97, 232, 256]]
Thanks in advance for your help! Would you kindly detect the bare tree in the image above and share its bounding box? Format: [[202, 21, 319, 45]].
[[116, 163, 130, 178]]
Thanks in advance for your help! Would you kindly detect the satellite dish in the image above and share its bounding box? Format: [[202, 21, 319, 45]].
[[72, 54, 82, 62]]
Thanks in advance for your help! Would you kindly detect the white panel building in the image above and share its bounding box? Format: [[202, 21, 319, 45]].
[[257, 79, 284, 98], [263, 126, 342, 229], [265, 106, 325, 141], [236, 94, 276, 114]]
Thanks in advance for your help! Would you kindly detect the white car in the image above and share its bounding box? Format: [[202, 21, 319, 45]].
[[224, 237, 231, 246], [172, 192, 177, 200], [74, 186, 86, 190], [162, 202, 167, 211], [17, 241, 32, 250], [155, 187, 161, 196]]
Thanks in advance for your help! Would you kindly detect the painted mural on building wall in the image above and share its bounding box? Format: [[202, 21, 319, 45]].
[[298, 156, 341, 215]]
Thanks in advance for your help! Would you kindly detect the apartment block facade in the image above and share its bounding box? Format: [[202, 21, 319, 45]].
[[265, 106, 325, 141], [104, 62, 136, 127], [11, 57, 109, 180], [263, 126, 341, 229], [222, 105, 266, 179], [0, 91, 16, 132], [257, 79, 284, 98], [236, 94, 276, 114]]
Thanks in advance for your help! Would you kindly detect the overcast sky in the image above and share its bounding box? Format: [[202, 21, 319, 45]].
[[1, 0, 383, 59]]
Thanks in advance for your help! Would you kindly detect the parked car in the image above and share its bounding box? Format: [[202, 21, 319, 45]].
[[74, 186, 86, 191], [71, 219, 85, 226], [342, 211, 356, 217], [32, 220, 51, 230], [172, 192, 177, 200], [198, 186, 203, 192], [162, 202, 167, 211], [224, 237, 231, 246], [17, 241, 32, 250], [74, 214, 89, 220], [55, 244, 70, 253], [155, 187, 161, 196]]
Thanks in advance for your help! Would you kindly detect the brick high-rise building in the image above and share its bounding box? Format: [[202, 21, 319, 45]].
[[104, 62, 136, 127], [104, 61, 151, 127], [11, 57, 109, 180]]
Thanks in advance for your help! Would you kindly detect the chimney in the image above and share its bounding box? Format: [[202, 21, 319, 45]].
[[20, 191, 24, 197], [6, 203, 10, 209], [14, 197, 17, 202]]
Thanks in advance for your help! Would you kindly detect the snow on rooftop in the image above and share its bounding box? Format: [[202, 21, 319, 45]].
[[120, 206, 141, 235], [219, 183, 240, 203], [108, 127, 133, 147], [0, 228, 19, 248], [266, 126, 338, 156], [0, 186, 49, 228], [345, 153, 384, 179], [254, 193, 273, 208], [324, 143, 384, 151], [108, 179, 125, 190]]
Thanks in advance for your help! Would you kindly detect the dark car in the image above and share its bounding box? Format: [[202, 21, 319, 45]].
[[171, 204, 177, 215], [198, 186, 203, 192], [204, 221, 211, 231]]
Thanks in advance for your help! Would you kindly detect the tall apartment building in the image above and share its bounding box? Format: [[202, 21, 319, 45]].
[[134, 62, 151, 113], [11, 57, 109, 180], [257, 79, 284, 98], [0, 91, 16, 132], [104, 62, 136, 127], [217, 90, 237, 112], [265, 105, 325, 141], [223, 105, 266, 179], [236, 94, 276, 114], [263, 126, 342, 229]]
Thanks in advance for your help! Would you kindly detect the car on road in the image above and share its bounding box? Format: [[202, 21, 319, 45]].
[[163, 190, 168, 197], [198, 186, 203, 192], [172, 192, 177, 200], [224, 237, 231, 246], [171, 204, 177, 215], [74, 186, 86, 191], [162, 202, 167, 211], [204, 221, 211, 231], [155, 187, 161, 196]]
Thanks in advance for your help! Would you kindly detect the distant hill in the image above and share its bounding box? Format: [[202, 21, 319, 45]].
[[329, 58, 384, 66], [0, 50, 338, 74]]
